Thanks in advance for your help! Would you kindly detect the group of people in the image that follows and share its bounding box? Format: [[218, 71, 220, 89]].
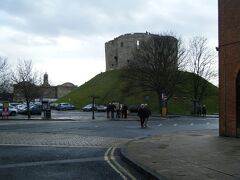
[[106, 102, 152, 128], [106, 102, 128, 119], [138, 104, 151, 128], [196, 104, 207, 116]]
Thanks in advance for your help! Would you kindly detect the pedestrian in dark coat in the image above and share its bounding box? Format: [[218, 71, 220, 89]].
[[109, 103, 116, 119], [115, 102, 120, 118], [144, 104, 151, 128], [196, 103, 202, 116], [106, 103, 111, 118], [138, 104, 146, 128], [121, 104, 128, 118], [202, 105, 207, 117]]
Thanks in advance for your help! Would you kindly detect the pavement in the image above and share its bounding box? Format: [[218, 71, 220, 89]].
[[0, 112, 219, 121], [120, 129, 240, 180]]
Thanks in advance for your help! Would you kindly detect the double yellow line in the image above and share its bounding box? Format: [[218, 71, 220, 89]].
[[104, 146, 137, 180]]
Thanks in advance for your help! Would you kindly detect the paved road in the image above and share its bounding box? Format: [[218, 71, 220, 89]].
[[0, 113, 218, 180]]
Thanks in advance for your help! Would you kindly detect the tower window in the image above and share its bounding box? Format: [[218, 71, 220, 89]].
[[137, 40, 140, 49], [121, 42, 123, 47]]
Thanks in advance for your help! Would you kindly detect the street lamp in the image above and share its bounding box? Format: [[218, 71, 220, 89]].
[[91, 95, 99, 120]]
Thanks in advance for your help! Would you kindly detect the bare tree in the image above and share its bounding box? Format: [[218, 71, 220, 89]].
[[12, 60, 42, 119], [0, 56, 11, 93], [122, 34, 186, 113], [187, 36, 217, 114]]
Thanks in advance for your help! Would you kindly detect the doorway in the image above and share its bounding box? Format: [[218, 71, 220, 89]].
[[236, 71, 240, 137]]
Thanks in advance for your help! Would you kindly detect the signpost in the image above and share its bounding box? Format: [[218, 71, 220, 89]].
[[162, 93, 167, 116], [2, 101, 10, 118], [41, 100, 51, 119], [91, 96, 99, 120]]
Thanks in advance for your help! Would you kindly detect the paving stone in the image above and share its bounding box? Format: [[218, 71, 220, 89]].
[[0, 132, 128, 147]]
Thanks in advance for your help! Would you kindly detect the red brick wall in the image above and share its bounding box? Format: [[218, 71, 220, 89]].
[[219, 0, 240, 137]]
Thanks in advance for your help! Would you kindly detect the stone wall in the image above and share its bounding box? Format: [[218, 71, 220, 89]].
[[39, 86, 57, 99], [13, 83, 77, 101], [57, 85, 77, 99], [219, 0, 240, 137]]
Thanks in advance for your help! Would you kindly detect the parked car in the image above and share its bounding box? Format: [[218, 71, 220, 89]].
[[18, 105, 42, 115], [56, 103, 75, 111], [50, 103, 59, 110], [16, 104, 27, 111], [128, 104, 140, 113], [82, 104, 97, 112], [9, 103, 22, 107], [0, 103, 18, 116], [9, 105, 18, 116], [96, 105, 107, 112]]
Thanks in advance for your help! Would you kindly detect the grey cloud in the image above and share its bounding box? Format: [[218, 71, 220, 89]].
[[0, 0, 147, 37], [0, 0, 217, 41]]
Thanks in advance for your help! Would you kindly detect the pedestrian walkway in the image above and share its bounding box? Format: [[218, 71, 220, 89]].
[[121, 130, 240, 180], [0, 132, 128, 148]]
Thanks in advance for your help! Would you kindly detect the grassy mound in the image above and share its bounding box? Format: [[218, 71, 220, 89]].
[[57, 70, 218, 114]]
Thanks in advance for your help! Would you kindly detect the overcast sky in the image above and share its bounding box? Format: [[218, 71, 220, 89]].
[[0, 0, 218, 86]]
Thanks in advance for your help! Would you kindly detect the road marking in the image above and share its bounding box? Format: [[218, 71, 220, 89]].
[[104, 147, 127, 180], [110, 147, 137, 180], [190, 123, 194, 126], [173, 123, 177, 126], [206, 122, 210, 125], [158, 124, 162, 126]]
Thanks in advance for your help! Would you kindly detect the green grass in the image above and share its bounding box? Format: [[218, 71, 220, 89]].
[[57, 70, 219, 114]]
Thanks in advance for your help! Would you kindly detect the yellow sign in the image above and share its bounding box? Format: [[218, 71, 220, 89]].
[[3, 102, 9, 109], [162, 107, 167, 116]]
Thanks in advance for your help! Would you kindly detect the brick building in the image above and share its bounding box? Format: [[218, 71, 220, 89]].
[[219, 0, 240, 137]]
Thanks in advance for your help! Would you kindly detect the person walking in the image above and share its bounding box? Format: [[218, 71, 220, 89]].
[[196, 103, 202, 116], [138, 104, 145, 128], [202, 105, 207, 117], [106, 103, 111, 118], [122, 104, 128, 119], [110, 102, 116, 119], [115, 102, 120, 118], [143, 104, 151, 128]]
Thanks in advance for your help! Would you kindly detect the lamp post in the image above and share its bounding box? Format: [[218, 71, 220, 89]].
[[91, 95, 99, 120]]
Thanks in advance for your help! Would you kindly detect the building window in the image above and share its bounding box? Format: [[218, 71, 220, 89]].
[[114, 56, 118, 65], [137, 40, 140, 49], [127, 59, 130, 63], [121, 42, 123, 47]]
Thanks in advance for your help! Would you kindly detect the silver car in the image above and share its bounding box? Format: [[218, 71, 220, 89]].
[[0, 103, 18, 116]]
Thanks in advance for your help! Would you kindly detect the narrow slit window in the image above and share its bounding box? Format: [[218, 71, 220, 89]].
[[137, 40, 140, 49], [114, 56, 118, 65]]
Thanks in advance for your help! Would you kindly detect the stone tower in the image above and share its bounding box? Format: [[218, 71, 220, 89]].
[[43, 73, 50, 86], [105, 33, 152, 71], [219, 0, 240, 137], [105, 32, 178, 71]]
